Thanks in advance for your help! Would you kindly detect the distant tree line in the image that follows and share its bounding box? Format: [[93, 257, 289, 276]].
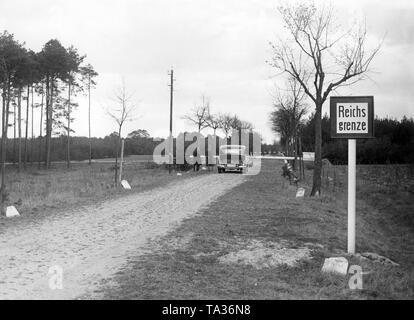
[[182, 95, 254, 136], [2, 127, 279, 163], [261, 143, 282, 155], [301, 115, 414, 164], [2, 130, 157, 162]]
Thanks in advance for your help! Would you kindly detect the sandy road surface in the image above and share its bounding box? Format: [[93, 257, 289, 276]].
[[0, 174, 245, 299]]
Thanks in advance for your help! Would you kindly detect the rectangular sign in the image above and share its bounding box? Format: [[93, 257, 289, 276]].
[[330, 96, 374, 138], [302, 152, 315, 161]]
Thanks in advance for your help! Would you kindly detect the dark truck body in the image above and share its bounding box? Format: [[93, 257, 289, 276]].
[[217, 145, 249, 173]]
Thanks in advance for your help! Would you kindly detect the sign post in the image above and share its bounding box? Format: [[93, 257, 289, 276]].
[[348, 139, 356, 254], [330, 96, 374, 254]]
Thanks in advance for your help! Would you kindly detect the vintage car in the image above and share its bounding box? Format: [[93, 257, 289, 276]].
[[217, 145, 250, 173]]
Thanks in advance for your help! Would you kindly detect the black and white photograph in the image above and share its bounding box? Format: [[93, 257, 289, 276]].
[[0, 0, 413, 307]]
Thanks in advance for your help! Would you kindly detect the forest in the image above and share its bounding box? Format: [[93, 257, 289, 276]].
[[0, 31, 98, 170], [301, 114, 414, 164], [2, 132, 159, 164]]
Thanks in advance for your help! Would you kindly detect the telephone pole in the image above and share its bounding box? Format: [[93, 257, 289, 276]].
[[168, 69, 175, 173]]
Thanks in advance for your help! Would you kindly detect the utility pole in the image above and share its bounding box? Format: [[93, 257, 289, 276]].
[[168, 69, 175, 174], [88, 74, 92, 165]]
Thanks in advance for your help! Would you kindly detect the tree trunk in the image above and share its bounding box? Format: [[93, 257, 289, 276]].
[[310, 102, 322, 196], [67, 82, 71, 168], [1, 88, 8, 214], [119, 139, 124, 183], [285, 139, 289, 156], [48, 81, 54, 168], [30, 85, 34, 164], [88, 76, 92, 165], [24, 86, 29, 169], [13, 102, 16, 165], [46, 79, 53, 169], [293, 135, 297, 171], [18, 87, 22, 172], [299, 133, 304, 179], [44, 78, 49, 168], [38, 85, 44, 169], [1, 84, 12, 214], [114, 126, 121, 186]]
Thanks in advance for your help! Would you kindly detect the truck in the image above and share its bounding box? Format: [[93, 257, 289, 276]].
[[217, 144, 250, 174]]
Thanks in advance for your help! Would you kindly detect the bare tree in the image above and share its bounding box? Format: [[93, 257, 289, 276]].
[[270, 107, 292, 151], [229, 114, 241, 130], [239, 120, 254, 131], [229, 114, 253, 132], [269, 2, 381, 196], [217, 113, 253, 139], [218, 113, 233, 138], [106, 79, 138, 186], [182, 95, 210, 132], [205, 109, 221, 135]]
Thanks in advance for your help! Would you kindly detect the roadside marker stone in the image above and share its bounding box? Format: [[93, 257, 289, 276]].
[[6, 206, 20, 218], [321, 257, 349, 276], [121, 180, 131, 189], [296, 187, 305, 197]]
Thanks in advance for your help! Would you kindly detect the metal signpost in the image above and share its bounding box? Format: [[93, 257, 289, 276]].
[[330, 96, 374, 254]]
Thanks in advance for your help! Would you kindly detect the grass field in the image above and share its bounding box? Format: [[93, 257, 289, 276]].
[[98, 160, 414, 299], [0, 157, 208, 223]]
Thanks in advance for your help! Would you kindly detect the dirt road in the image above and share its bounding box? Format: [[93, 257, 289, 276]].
[[0, 174, 245, 299]]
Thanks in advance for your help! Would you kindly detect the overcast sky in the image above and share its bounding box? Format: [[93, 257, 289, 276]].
[[1, 0, 413, 143]]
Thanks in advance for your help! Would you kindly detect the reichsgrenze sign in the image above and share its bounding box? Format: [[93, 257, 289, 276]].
[[330, 96, 374, 138]]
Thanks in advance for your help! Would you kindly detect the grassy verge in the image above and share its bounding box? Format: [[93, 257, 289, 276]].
[[98, 160, 414, 299]]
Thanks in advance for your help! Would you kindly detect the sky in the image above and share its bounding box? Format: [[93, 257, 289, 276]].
[[0, 0, 413, 143]]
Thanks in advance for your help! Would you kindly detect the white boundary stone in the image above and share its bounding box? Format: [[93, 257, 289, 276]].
[[120, 180, 131, 190], [296, 187, 305, 197], [321, 257, 349, 276], [6, 206, 20, 218]]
